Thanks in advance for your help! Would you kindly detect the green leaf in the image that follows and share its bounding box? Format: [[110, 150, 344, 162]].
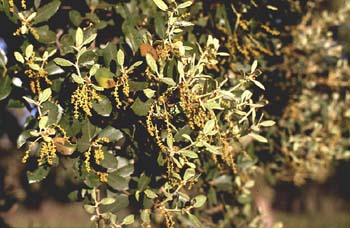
[[237, 194, 252, 204], [22, 96, 37, 105], [75, 27, 83, 47], [25, 45, 34, 59], [183, 168, 195, 181], [245, 180, 255, 188], [152, 0, 168, 11], [129, 81, 148, 92], [38, 88, 52, 103], [0, 49, 7, 67], [141, 210, 151, 224], [108, 173, 129, 191], [181, 134, 193, 142], [39, 116, 49, 129], [122, 215, 135, 225], [84, 173, 101, 188], [84, 205, 95, 214], [251, 60, 258, 73], [67, 190, 79, 201], [34, 25, 56, 44], [95, 67, 115, 88], [135, 190, 141, 201], [17, 130, 33, 148], [54, 58, 74, 67], [77, 119, 98, 152], [14, 52, 24, 64], [82, 33, 97, 46], [219, 90, 236, 100], [115, 164, 134, 177], [203, 119, 215, 135], [99, 194, 129, 213], [202, 141, 221, 155], [146, 53, 158, 73], [117, 49, 125, 66], [79, 50, 97, 67], [137, 173, 151, 191], [193, 195, 207, 208], [143, 88, 156, 98], [160, 77, 176, 86], [178, 1, 192, 9], [27, 166, 50, 184], [259, 120, 276, 127], [98, 127, 124, 142], [144, 189, 158, 199], [100, 151, 118, 169], [249, 132, 268, 143], [89, 64, 99, 76], [177, 60, 185, 77], [203, 101, 223, 110], [208, 187, 218, 206], [45, 62, 64, 75], [122, 24, 144, 52], [154, 13, 166, 38], [32, 1, 61, 25], [188, 214, 202, 228], [71, 73, 85, 84], [182, 150, 198, 159], [69, 10, 82, 27], [100, 198, 116, 205], [129, 61, 143, 71], [0, 75, 12, 101], [28, 63, 41, 71], [92, 95, 112, 117], [102, 42, 117, 67], [41, 101, 63, 125], [251, 79, 265, 90], [131, 98, 153, 116]]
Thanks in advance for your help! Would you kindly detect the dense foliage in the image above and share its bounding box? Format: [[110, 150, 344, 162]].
[[0, 0, 349, 227], [261, 0, 350, 185]]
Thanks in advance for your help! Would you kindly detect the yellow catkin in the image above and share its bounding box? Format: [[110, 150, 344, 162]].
[[120, 74, 129, 97], [84, 147, 92, 173], [164, 210, 175, 228], [38, 141, 57, 166], [24, 66, 50, 94], [93, 137, 109, 164], [22, 149, 30, 163], [85, 137, 109, 173], [260, 24, 280, 36], [239, 20, 249, 31], [97, 172, 108, 183], [179, 83, 209, 129], [146, 107, 156, 137], [154, 127, 167, 152], [9, 0, 14, 13], [164, 111, 174, 147], [29, 27, 40, 40], [113, 73, 129, 108], [21, 0, 26, 9], [113, 86, 122, 109], [94, 147, 104, 165], [71, 84, 101, 119], [221, 135, 237, 174], [52, 124, 68, 139]]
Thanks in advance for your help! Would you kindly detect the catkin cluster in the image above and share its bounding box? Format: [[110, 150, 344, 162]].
[[71, 84, 101, 119]]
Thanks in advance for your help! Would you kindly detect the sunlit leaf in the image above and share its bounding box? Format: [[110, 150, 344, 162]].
[[152, 0, 168, 11]]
